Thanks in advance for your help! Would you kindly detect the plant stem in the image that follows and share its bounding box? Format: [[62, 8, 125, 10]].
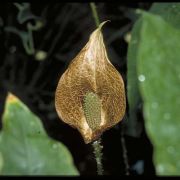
[[27, 23, 35, 55], [92, 138, 104, 175], [90, 3, 100, 28], [121, 129, 130, 175]]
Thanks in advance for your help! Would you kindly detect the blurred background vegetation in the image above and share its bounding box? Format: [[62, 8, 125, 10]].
[[0, 2, 179, 175]]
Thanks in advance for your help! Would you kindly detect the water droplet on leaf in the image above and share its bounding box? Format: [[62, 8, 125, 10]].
[[52, 144, 58, 149], [151, 102, 158, 109], [138, 75, 145, 82]]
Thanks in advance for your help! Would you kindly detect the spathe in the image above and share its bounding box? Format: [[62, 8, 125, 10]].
[[55, 21, 126, 144]]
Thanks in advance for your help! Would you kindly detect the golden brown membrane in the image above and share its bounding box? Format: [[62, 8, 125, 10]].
[[55, 21, 126, 144]]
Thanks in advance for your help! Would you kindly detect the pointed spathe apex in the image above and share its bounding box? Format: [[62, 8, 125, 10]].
[[98, 20, 110, 30]]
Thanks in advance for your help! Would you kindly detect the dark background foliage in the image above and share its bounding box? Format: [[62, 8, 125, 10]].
[[0, 3, 155, 175]]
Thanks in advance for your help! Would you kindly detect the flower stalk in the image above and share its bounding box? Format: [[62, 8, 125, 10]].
[[92, 138, 104, 175]]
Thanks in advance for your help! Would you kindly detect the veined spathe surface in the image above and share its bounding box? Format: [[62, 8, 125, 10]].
[[55, 21, 126, 144]]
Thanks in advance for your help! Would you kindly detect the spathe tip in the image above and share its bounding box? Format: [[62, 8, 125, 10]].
[[98, 20, 111, 30]]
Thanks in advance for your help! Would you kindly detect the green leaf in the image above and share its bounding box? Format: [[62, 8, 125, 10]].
[[136, 11, 180, 175], [0, 94, 79, 175], [150, 3, 180, 30], [126, 3, 180, 137], [0, 152, 3, 174], [126, 17, 143, 137]]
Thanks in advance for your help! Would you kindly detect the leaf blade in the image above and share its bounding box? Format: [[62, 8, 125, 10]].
[[0, 94, 79, 175], [136, 11, 180, 175]]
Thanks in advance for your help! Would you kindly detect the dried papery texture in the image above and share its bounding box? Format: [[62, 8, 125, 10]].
[[55, 21, 126, 144]]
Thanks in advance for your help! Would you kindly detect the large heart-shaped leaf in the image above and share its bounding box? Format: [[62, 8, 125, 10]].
[[127, 3, 180, 138], [135, 11, 180, 175], [0, 93, 79, 175]]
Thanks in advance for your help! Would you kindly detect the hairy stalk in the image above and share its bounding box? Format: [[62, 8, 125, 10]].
[[90, 3, 100, 28], [92, 138, 104, 175]]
